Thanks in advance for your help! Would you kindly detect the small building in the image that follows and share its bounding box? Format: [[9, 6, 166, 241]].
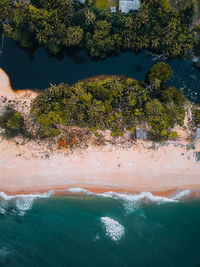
[[136, 129, 147, 140], [73, 0, 85, 4], [119, 0, 140, 13], [196, 128, 200, 138], [196, 151, 200, 162], [110, 6, 117, 12]]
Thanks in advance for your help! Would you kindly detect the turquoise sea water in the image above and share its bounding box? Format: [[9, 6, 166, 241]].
[[0, 191, 200, 267]]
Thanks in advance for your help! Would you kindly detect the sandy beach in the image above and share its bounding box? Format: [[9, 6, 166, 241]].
[[0, 68, 200, 196]]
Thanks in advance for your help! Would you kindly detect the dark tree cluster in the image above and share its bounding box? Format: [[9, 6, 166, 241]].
[[31, 62, 186, 139], [192, 108, 200, 125], [0, 0, 199, 58], [0, 106, 25, 138]]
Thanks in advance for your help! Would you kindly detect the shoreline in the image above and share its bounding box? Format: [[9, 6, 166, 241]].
[[1, 140, 200, 197], [1, 185, 200, 201], [0, 68, 200, 198], [0, 186, 199, 199]]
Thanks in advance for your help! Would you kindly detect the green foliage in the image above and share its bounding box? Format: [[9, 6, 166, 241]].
[[31, 63, 186, 139], [95, 0, 117, 11], [1, 0, 198, 57], [0, 107, 24, 138], [146, 99, 169, 138], [40, 125, 60, 138], [192, 108, 200, 125], [86, 20, 121, 58], [148, 62, 173, 84], [168, 131, 178, 138], [0, 0, 13, 24], [63, 26, 83, 47]]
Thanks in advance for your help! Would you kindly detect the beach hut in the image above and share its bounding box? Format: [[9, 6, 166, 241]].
[[196, 151, 200, 162], [136, 129, 147, 140], [119, 0, 140, 13], [196, 128, 200, 138]]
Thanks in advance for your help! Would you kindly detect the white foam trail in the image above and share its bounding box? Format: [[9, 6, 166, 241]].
[[0, 190, 54, 200], [101, 217, 124, 241], [66, 188, 176, 203], [67, 188, 91, 194], [0, 200, 7, 215], [0, 207, 5, 215], [15, 198, 35, 216], [172, 189, 192, 200], [101, 191, 176, 203], [0, 190, 54, 216]]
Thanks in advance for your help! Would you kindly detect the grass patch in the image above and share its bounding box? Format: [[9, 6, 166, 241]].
[[95, 0, 118, 11]]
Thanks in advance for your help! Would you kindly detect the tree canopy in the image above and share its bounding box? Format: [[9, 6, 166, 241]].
[[31, 63, 186, 140], [1, 0, 199, 57], [0, 107, 25, 138]]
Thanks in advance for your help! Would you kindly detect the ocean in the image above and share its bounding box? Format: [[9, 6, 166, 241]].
[[0, 189, 200, 267]]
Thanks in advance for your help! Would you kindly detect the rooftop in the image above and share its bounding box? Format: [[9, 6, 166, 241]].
[[196, 128, 200, 138], [196, 151, 200, 162], [136, 129, 147, 140], [119, 0, 140, 13]]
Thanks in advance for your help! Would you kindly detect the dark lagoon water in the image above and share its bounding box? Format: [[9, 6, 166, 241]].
[[0, 38, 200, 102], [0, 192, 200, 267]]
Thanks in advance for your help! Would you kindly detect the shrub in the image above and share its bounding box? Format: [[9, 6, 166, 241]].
[[0, 107, 24, 138], [168, 131, 178, 138]]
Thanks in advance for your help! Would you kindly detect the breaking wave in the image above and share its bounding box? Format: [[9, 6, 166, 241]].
[[0, 188, 194, 217], [171, 189, 193, 200], [0, 191, 54, 216], [66, 187, 193, 202], [101, 217, 124, 241], [65, 188, 195, 215]]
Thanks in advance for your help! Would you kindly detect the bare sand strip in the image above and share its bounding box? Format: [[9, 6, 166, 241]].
[[0, 140, 200, 196], [0, 68, 200, 197]]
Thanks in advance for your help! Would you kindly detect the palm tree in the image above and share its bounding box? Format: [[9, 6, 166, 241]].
[[36, 31, 47, 44]]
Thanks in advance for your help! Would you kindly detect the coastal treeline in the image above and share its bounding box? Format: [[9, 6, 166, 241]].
[[0, 0, 199, 58], [31, 62, 185, 140]]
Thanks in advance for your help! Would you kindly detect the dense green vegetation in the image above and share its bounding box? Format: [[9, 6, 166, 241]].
[[0, 106, 25, 138], [31, 62, 186, 139], [192, 108, 200, 125], [0, 0, 199, 58]]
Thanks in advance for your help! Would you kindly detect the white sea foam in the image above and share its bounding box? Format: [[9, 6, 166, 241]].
[[172, 189, 192, 200], [93, 234, 100, 241], [0, 190, 54, 216], [15, 198, 35, 216], [67, 188, 91, 194], [101, 217, 124, 241], [65, 187, 195, 214], [101, 191, 176, 203], [0, 247, 10, 261], [0, 190, 54, 201], [66, 188, 176, 203], [0, 207, 5, 215]]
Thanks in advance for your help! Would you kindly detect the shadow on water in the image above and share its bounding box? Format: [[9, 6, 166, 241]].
[[0, 38, 200, 102]]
